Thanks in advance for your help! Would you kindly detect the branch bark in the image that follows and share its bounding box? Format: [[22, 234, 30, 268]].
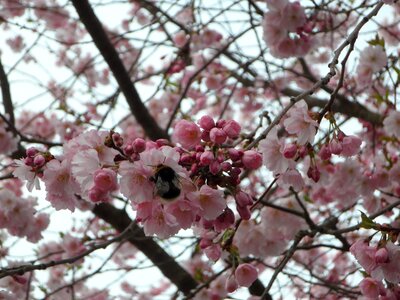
[[70, 0, 168, 141]]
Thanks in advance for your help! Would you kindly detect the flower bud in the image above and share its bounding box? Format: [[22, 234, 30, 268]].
[[223, 120, 241, 139], [210, 128, 227, 144], [235, 191, 253, 207], [283, 143, 297, 159], [235, 263, 258, 287], [198, 115, 215, 131], [318, 144, 331, 160], [242, 150, 262, 170], [132, 138, 146, 153], [375, 247, 389, 264], [200, 151, 214, 166]]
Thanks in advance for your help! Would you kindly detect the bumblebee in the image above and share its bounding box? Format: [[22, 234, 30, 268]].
[[151, 164, 181, 200]]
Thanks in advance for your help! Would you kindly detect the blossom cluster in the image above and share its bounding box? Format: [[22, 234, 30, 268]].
[[262, 0, 314, 58]]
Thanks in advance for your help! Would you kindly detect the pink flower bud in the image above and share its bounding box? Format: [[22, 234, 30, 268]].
[[198, 115, 215, 131], [223, 120, 241, 139], [88, 187, 108, 203], [329, 139, 343, 155], [225, 275, 238, 293], [216, 119, 226, 128], [204, 244, 221, 261], [124, 145, 134, 156], [172, 120, 201, 149], [242, 150, 262, 170], [236, 205, 251, 220], [337, 131, 345, 141], [26, 147, 38, 157], [201, 130, 211, 142], [93, 169, 118, 192], [221, 162, 231, 172], [209, 160, 221, 175], [33, 155, 46, 167], [200, 151, 214, 165], [132, 138, 146, 153], [375, 247, 389, 264], [214, 208, 235, 232], [209, 128, 227, 144], [235, 191, 253, 207], [307, 165, 320, 182], [173, 30, 188, 47], [228, 148, 242, 161], [318, 144, 331, 160], [235, 263, 258, 287], [199, 238, 212, 249], [283, 143, 297, 159]]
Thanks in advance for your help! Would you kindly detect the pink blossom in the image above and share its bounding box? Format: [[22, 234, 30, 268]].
[[383, 110, 400, 139], [43, 159, 80, 211], [341, 135, 362, 156], [187, 185, 226, 220], [235, 263, 258, 287], [139, 202, 180, 238], [283, 101, 318, 145], [225, 275, 238, 293], [119, 160, 154, 204], [359, 277, 383, 299], [93, 168, 118, 192], [359, 45, 387, 73], [279, 169, 305, 191], [172, 120, 201, 149], [283, 2, 307, 32], [13, 159, 40, 192], [241, 150, 262, 170], [259, 128, 292, 174]]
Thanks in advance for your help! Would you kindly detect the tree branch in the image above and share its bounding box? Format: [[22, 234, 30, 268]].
[[70, 0, 168, 140]]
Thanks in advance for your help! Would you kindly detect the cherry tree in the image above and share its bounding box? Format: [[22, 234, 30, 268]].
[[0, 0, 400, 299]]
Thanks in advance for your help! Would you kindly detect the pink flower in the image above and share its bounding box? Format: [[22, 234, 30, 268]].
[[350, 239, 376, 273], [172, 120, 201, 149], [283, 2, 307, 32], [383, 110, 400, 139], [241, 150, 262, 170], [359, 277, 383, 299], [284, 101, 318, 145], [43, 159, 80, 211], [235, 263, 258, 287], [187, 185, 226, 220], [119, 160, 154, 204], [138, 202, 180, 238], [93, 168, 118, 193], [341, 135, 362, 156], [359, 45, 387, 73], [279, 169, 305, 191], [259, 128, 292, 174]]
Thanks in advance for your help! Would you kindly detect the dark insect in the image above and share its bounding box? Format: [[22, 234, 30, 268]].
[[151, 165, 181, 200]]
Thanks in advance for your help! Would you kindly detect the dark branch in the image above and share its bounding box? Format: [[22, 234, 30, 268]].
[[0, 57, 15, 126], [71, 0, 168, 140]]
